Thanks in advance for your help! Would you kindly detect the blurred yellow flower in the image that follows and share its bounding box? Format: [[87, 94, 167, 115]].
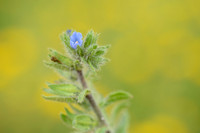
[[132, 115, 189, 133], [0, 28, 38, 88]]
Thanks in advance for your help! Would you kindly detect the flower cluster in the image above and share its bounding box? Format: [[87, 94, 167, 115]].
[[43, 29, 132, 133], [59, 30, 110, 71]]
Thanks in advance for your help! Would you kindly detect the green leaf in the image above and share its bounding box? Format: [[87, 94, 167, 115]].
[[48, 48, 73, 67], [60, 32, 75, 55], [86, 45, 95, 56], [89, 57, 107, 70], [98, 45, 111, 51], [114, 111, 129, 133], [87, 56, 100, 69], [64, 107, 76, 119], [60, 32, 71, 49], [60, 113, 72, 125], [110, 102, 129, 125], [95, 127, 107, 133], [84, 30, 93, 48], [60, 107, 76, 126], [77, 89, 91, 103], [100, 91, 133, 107], [69, 104, 83, 114], [95, 50, 105, 56], [46, 84, 80, 96], [76, 45, 83, 57], [93, 45, 110, 58], [43, 88, 55, 94], [94, 57, 105, 64], [93, 44, 98, 49], [85, 44, 98, 56], [72, 114, 96, 131], [84, 30, 98, 48], [88, 61, 96, 71], [44, 61, 70, 71], [42, 95, 76, 103]]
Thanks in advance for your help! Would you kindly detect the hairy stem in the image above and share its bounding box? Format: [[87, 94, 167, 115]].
[[77, 70, 111, 133]]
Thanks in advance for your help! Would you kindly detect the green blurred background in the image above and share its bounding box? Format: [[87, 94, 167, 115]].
[[0, 0, 200, 133]]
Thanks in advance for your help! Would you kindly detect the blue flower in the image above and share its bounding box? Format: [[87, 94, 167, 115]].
[[66, 29, 72, 35], [70, 32, 83, 49]]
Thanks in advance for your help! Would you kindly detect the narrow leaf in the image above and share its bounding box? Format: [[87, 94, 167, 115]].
[[84, 30, 93, 48], [44, 61, 70, 71], [43, 88, 55, 94], [48, 48, 73, 67], [64, 107, 76, 120], [95, 127, 107, 133], [60, 33, 70, 49], [77, 89, 91, 103], [60, 33, 75, 55], [100, 91, 133, 107], [60, 113, 72, 125], [42, 95, 76, 103], [98, 45, 111, 51], [77, 45, 83, 57], [48, 84, 80, 96], [110, 102, 129, 125], [72, 114, 96, 131], [86, 45, 95, 56], [88, 61, 96, 71], [114, 112, 129, 133], [69, 104, 83, 113], [84, 30, 98, 48], [95, 50, 105, 56]]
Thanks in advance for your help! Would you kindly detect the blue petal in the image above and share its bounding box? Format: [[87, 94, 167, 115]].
[[76, 32, 82, 39], [79, 40, 83, 46], [70, 36, 75, 42], [70, 32, 76, 41], [70, 31, 83, 49], [70, 40, 74, 45], [70, 41, 76, 49]]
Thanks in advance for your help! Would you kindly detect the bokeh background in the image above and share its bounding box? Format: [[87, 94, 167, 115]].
[[1, 0, 200, 133]]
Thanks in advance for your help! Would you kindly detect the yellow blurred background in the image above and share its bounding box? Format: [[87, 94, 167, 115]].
[[0, 0, 200, 133]]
